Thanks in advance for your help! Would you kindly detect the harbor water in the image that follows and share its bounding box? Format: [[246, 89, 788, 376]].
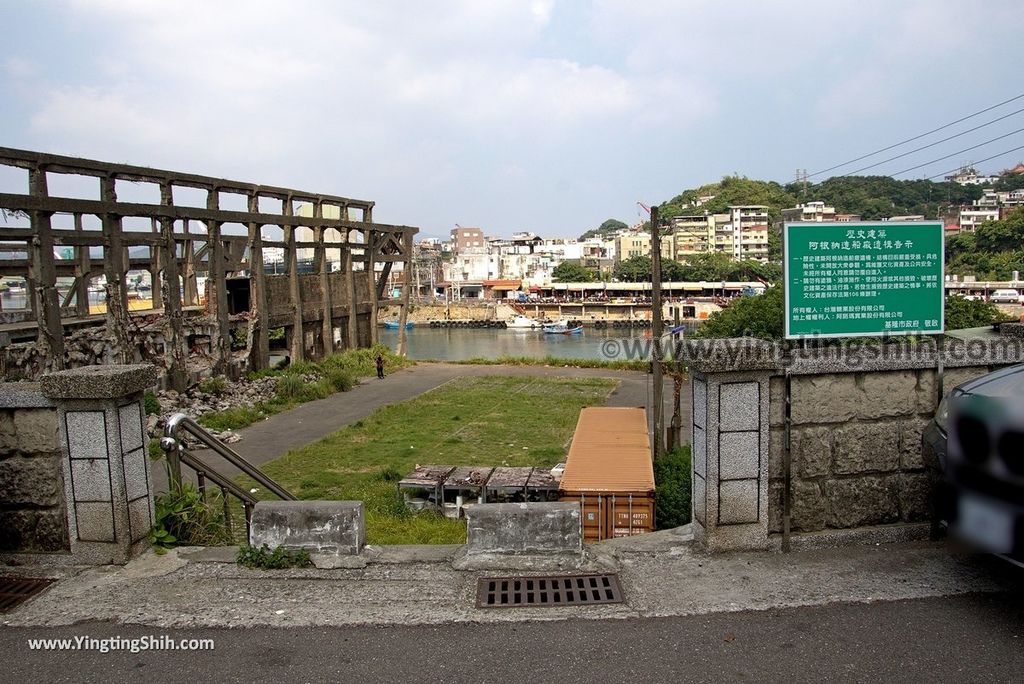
[[378, 324, 698, 362]]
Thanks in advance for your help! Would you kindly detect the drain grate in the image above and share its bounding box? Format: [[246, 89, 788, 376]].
[[0, 577, 53, 613], [476, 573, 623, 608]]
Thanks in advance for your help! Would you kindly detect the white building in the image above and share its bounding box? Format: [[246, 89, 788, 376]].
[[724, 206, 770, 261], [945, 166, 1000, 186], [959, 207, 1001, 232]]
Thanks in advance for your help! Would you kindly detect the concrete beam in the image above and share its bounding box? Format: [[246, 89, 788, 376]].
[[250, 501, 365, 555]]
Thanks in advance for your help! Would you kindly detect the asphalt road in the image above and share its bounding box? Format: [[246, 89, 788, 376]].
[[4, 592, 1021, 683]]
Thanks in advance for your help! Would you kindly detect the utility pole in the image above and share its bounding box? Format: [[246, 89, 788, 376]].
[[650, 205, 665, 460]]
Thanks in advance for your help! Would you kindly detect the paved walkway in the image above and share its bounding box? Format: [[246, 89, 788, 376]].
[[153, 362, 686, 492]]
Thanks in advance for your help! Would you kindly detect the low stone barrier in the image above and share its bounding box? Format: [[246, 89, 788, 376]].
[[465, 502, 582, 556], [250, 501, 365, 555]]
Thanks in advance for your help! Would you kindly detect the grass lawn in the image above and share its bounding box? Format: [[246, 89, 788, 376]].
[[238, 374, 618, 544]]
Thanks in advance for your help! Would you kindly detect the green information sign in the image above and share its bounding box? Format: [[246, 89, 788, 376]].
[[784, 221, 944, 339]]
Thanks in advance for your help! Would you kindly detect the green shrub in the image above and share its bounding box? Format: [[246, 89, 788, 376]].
[[198, 376, 229, 396], [149, 480, 231, 552], [654, 446, 692, 529], [276, 374, 306, 400], [237, 544, 313, 569], [325, 367, 357, 392], [373, 466, 403, 482], [696, 286, 783, 340], [197, 406, 265, 431], [945, 294, 1015, 330], [268, 327, 286, 342], [143, 391, 161, 416], [148, 438, 163, 461], [283, 360, 318, 376], [300, 379, 334, 402]]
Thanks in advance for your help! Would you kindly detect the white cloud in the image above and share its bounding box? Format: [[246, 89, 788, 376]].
[[5, 0, 1024, 235]]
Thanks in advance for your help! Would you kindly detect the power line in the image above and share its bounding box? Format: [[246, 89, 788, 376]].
[[808, 92, 1024, 178], [887, 127, 1024, 178], [925, 144, 1024, 181], [837, 106, 1024, 177]]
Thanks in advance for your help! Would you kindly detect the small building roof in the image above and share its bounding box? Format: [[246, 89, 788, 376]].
[[559, 407, 655, 493], [526, 468, 560, 491], [443, 466, 494, 489], [398, 465, 456, 488], [485, 467, 533, 491]]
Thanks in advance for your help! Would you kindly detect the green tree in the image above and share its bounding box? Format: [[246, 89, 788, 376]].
[[945, 295, 1015, 330], [614, 255, 652, 282], [994, 172, 1024, 192], [551, 261, 595, 282], [696, 286, 784, 340], [946, 208, 1024, 279], [579, 218, 628, 241], [974, 207, 1024, 253]]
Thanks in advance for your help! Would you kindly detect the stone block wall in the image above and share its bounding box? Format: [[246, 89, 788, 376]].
[[0, 388, 69, 554], [686, 335, 1024, 551], [766, 364, 997, 536]]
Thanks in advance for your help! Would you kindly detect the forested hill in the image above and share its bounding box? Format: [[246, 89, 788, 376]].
[[656, 175, 985, 221]]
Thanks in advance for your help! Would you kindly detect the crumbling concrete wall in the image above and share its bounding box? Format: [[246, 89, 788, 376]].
[[0, 386, 68, 554], [0, 313, 242, 384], [465, 502, 582, 556], [250, 500, 365, 555]]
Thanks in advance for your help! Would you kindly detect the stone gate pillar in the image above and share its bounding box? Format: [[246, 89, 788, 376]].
[[40, 364, 158, 564], [684, 340, 779, 552]]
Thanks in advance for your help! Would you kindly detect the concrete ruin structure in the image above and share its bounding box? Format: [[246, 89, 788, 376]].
[[0, 147, 418, 390]]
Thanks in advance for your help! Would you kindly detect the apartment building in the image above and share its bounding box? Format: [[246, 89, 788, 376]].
[[662, 206, 772, 262], [669, 214, 715, 257], [614, 232, 674, 266], [451, 226, 486, 252], [725, 205, 770, 261]]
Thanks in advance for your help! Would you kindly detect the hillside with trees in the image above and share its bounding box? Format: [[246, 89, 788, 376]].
[[657, 176, 797, 222], [656, 174, 984, 224], [784, 176, 982, 219], [579, 218, 628, 241]]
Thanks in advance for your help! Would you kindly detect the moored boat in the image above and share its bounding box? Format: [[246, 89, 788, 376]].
[[383, 320, 414, 330], [506, 315, 543, 329], [543, 320, 583, 334]]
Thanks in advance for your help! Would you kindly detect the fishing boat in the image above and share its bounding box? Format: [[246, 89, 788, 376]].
[[506, 315, 543, 329], [543, 320, 583, 335], [383, 320, 414, 330]]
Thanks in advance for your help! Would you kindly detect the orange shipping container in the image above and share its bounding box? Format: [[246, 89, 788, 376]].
[[558, 407, 656, 542]]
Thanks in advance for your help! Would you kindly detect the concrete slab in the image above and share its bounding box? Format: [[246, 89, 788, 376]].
[[3, 538, 1018, 629]]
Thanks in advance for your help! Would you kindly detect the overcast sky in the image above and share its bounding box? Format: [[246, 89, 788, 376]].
[[3, 1, 1024, 239]]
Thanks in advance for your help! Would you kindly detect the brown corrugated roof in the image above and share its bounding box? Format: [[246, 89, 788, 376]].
[[559, 407, 654, 493]]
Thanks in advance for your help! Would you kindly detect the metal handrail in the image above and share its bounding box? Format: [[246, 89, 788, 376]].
[[161, 413, 296, 501], [160, 412, 296, 542]]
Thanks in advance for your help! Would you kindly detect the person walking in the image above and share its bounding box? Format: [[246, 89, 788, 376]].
[[375, 353, 385, 379]]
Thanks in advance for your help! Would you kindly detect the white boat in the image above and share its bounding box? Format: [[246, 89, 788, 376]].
[[506, 315, 543, 329]]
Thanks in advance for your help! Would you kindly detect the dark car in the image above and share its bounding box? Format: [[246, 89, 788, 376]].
[[923, 364, 1024, 566]]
